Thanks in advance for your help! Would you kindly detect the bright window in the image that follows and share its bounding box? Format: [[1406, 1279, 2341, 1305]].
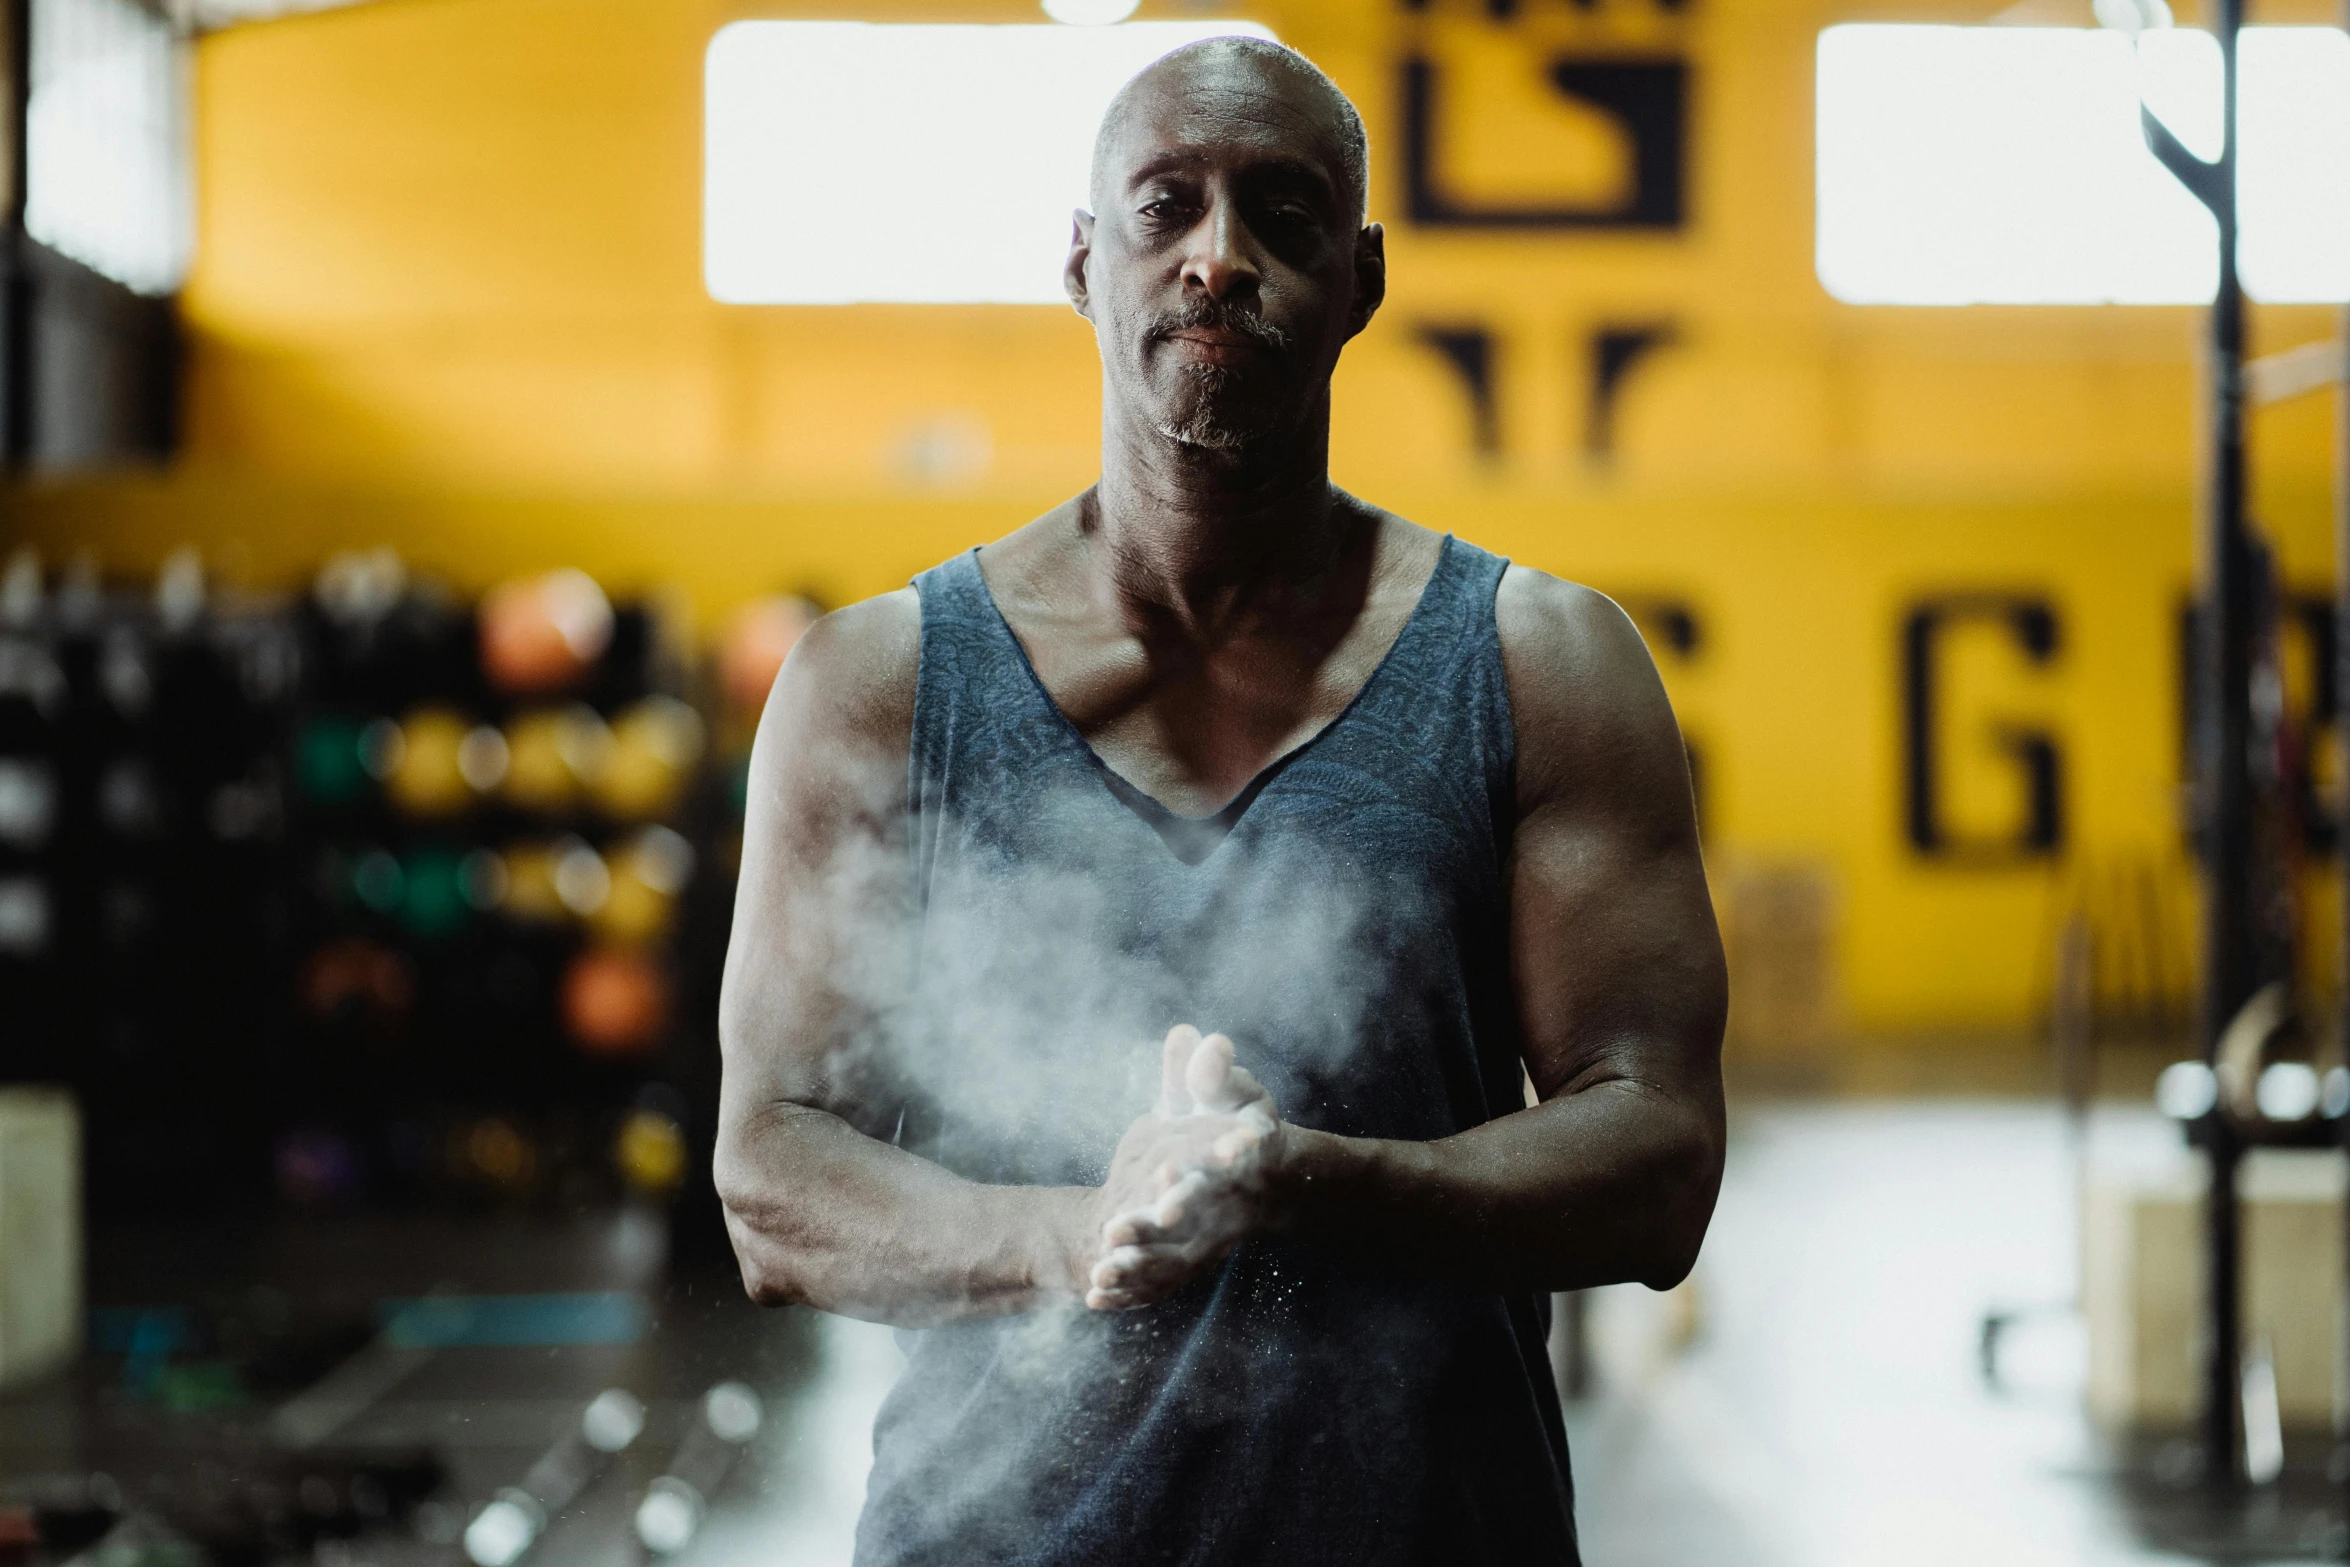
[[25, 0, 194, 296], [705, 21, 1280, 306], [1816, 24, 2350, 306]]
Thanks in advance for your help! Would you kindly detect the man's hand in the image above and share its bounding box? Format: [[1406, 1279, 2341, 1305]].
[[1081, 1025, 1284, 1311]]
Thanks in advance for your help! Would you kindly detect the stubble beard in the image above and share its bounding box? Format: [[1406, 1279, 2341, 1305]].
[[1155, 365, 1284, 452], [1139, 300, 1296, 452]]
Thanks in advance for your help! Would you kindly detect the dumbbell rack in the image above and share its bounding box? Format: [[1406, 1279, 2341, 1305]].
[[0, 555, 728, 1220], [283, 573, 702, 1211], [0, 561, 300, 1211]]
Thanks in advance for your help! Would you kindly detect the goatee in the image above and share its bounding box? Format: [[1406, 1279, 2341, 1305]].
[[1145, 301, 1292, 451], [1156, 365, 1261, 450]]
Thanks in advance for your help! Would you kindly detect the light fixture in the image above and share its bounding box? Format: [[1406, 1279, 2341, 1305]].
[[1815, 24, 2350, 305], [705, 20, 1277, 305], [1044, 0, 1142, 25], [24, 0, 194, 294]]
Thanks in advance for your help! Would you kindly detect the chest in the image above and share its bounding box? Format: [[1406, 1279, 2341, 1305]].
[[1014, 602, 1415, 819]]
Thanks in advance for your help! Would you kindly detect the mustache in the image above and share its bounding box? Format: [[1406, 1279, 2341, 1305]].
[[1146, 301, 1290, 354]]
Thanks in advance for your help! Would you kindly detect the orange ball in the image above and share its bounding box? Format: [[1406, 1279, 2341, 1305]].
[[463, 1117, 537, 1193], [719, 596, 818, 712], [560, 947, 668, 1056], [480, 569, 614, 695], [301, 938, 414, 1018]]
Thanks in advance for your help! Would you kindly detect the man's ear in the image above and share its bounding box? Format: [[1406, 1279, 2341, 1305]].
[[1345, 222, 1386, 341], [1065, 210, 1096, 320]]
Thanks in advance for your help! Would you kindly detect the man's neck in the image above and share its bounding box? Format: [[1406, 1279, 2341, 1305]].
[[1085, 397, 1355, 640]]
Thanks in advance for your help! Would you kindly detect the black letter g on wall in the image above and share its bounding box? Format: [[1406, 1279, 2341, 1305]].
[[1903, 595, 2064, 863]]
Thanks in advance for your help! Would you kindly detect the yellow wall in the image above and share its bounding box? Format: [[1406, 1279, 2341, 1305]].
[[8, 0, 2348, 1041]]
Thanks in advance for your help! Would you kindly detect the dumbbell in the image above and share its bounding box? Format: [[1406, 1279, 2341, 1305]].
[[634, 1382, 765, 1554], [462, 1388, 644, 1566]]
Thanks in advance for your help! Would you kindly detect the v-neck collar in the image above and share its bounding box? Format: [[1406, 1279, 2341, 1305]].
[[966, 534, 1458, 866]]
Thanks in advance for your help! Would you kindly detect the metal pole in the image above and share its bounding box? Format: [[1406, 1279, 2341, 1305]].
[[2197, 0, 2251, 1487], [2337, 0, 2350, 1530], [0, 0, 30, 469]]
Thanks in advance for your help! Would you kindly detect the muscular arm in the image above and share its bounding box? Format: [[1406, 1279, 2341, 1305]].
[[1098, 568, 1726, 1300], [711, 593, 1089, 1326], [1274, 570, 1726, 1290]]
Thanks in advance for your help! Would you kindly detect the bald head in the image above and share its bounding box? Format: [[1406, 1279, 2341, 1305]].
[[1089, 38, 1369, 227], [1066, 35, 1386, 456]]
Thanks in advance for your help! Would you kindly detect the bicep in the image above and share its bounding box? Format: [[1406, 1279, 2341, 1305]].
[[1510, 797, 1723, 1104], [718, 597, 918, 1136], [1499, 577, 1725, 1106]]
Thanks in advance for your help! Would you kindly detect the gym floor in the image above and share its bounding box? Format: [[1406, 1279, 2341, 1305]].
[[1, 1100, 2337, 1566]]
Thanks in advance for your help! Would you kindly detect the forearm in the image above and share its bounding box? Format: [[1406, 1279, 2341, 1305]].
[[1272, 1080, 1722, 1293], [715, 1101, 1088, 1328]]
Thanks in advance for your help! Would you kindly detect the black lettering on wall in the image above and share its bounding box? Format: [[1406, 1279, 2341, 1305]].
[[1586, 321, 1678, 460], [1903, 595, 2064, 862], [1413, 325, 1500, 456], [1400, 56, 1689, 229], [1399, 0, 1694, 19]]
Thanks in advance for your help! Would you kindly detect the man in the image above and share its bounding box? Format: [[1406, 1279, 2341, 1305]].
[[716, 37, 1725, 1566]]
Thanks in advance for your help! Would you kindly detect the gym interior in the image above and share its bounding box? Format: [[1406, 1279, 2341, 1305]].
[[2, 0, 2348, 1560]]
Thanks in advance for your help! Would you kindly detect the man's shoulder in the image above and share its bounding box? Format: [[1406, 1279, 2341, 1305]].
[[1492, 561, 1635, 659], [1490, 562, 1680, 807], [778, 495, 1086, 737], [794, 587, 923, 691], [763, 588, 923, 763]]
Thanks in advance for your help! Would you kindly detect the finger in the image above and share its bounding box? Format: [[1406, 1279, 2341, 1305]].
[[1224, 1065, 1276, 1118], [1087, 1280, 1172, 1312], [1211, 1126, 1265, 1166], [1160, 1025, 1201, 1116], [1107, 1201, 1184, 1245], [1089, 1245, 1155, 1290], [1106, 1203, 1195, 1247], [1187, 1032, 1236, 1111], [1152, 1169, 1212, 1229], [1110, 1179, 1247, 1249], [1092, 1245, 1223, 1313], [1090, 1243, 1194, 1294], [1110, 1208, 1227, 1252], [1086, 1243, 1206, 1309], [1100, 1190, 1186, 1248]]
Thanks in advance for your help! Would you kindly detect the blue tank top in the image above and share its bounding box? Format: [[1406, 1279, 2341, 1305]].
[[856, 534, 1579, 1567]]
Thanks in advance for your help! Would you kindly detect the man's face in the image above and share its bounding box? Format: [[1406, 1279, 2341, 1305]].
[[1068, 57, 1382, 453]]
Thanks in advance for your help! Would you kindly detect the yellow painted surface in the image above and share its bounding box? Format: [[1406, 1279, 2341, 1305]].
[[8, 0, 2348, 1039]]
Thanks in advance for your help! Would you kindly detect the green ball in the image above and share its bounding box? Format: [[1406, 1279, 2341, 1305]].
[[400, 847, 470, 940], [298, 717, 369, 806], [353, 849, 404, 914]]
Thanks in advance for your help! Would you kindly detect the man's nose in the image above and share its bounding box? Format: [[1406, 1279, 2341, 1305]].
[[1179, 198, 1260, 302]]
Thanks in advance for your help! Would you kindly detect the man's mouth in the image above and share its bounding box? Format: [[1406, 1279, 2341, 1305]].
[[1164, 329, 1265, 368]]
